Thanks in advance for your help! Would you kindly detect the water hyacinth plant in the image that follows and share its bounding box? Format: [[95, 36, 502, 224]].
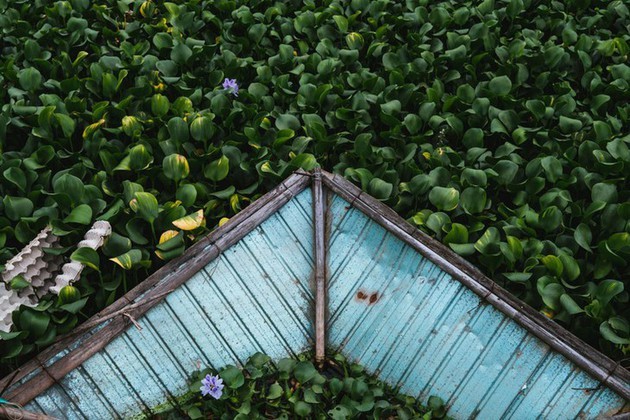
[[149, 352, 448, 419], [221, 78, 239, 97], [200, 374, 224, 399]]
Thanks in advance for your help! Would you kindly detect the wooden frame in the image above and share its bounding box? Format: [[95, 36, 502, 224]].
[[1, 169, 628, 408]]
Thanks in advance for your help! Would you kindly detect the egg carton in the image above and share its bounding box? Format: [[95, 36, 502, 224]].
[[2, 227, 61, 284], [49, 221, 112, 294], [0, 290, 35, 333], [0, 221, 112, 332]]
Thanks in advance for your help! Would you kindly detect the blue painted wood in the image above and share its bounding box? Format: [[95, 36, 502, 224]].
[[7, 185, 626, 419], [326, 193, 627, 419], [17, 190, 315, 419]]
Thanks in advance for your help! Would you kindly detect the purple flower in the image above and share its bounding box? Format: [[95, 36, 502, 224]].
[[200, 374, 224, 399], [222, 78, 239, 97]]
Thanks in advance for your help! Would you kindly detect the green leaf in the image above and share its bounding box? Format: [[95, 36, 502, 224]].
[[190, 116, 215, 141], [221, 365, 245, 389], [506, 0, 524, 18], [461, 168, 487, 187], [460, 187, 486, 214], [540, 282, 564, 311], [488, 75, 512, 96], [151, 94, 170, 118], [163, 154, 190, 181], [204, 155, 230, 181], [18, 67, 42, 91], [60, 297, 89, 314], [541, 255, 563, 277], [290, 153, 318, 171], [449, 243, 476, 256], [600, 318, 630, 345], [176, 184, 197, 207], [110, 249, 143, 270], [19, 309, 49, 336], [171, 43, 192, 64], [71, 247, 100, 271], [558, 116, 583, 133], [540, 206, 562, 232], [429, 187, 459, 211], [493, 160, 519, 185], [64, 204, 93, 225], [127, 145, 152, 171], [53, 173, 84, 205], [560, 294, 584, 315], [133, 192, 159, 224], [3, 196, 34, 221], [368, 178, 393, 200], [294, 401, 312, 417], [345, 32, 364, 50], [559, 254, 580, 281], [267, 382, 283, 399], [294, 361, 318, 383], [526, 99, 546, 120], [591, 183, 617, 204], [167, 117, 189, 143], [503, 272, 532, 283], [276, 114, 300, 131], [595, 280, 624, 306], [333, 15, 348, 32], [9, 275, 30, 290], [540, 156, 562, 183], [3, 167, 27, 192], [475, 227, 501, 256], [381, 100, 401, 116], [444, 223, 468, 244], [403, 114, 423, 134]]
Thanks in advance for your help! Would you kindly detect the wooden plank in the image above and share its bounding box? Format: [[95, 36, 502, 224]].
[[321, 170, 630, 401], [312, 168, 327, 364], [1, 172, 311, 405]]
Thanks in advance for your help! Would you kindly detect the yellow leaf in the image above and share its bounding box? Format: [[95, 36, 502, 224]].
[[159, 230, 179, 244], [172, 209, 205, 230], [218, 217, 230, 227]]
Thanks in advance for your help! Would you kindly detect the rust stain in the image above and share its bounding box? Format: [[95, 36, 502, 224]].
[[356, 290, 380, 305]]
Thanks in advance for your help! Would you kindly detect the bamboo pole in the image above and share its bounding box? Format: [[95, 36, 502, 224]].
[[312, 168, 327, 365]]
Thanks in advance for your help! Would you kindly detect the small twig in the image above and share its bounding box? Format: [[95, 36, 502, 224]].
[[123, 313, 142, 331]]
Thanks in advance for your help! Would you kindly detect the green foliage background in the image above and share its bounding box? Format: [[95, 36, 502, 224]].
[[0, 0, 628, 371]]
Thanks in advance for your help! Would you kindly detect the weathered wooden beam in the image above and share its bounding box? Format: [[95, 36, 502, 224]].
[[320, 170, 630, 401], [312, 168, 327, 364]]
